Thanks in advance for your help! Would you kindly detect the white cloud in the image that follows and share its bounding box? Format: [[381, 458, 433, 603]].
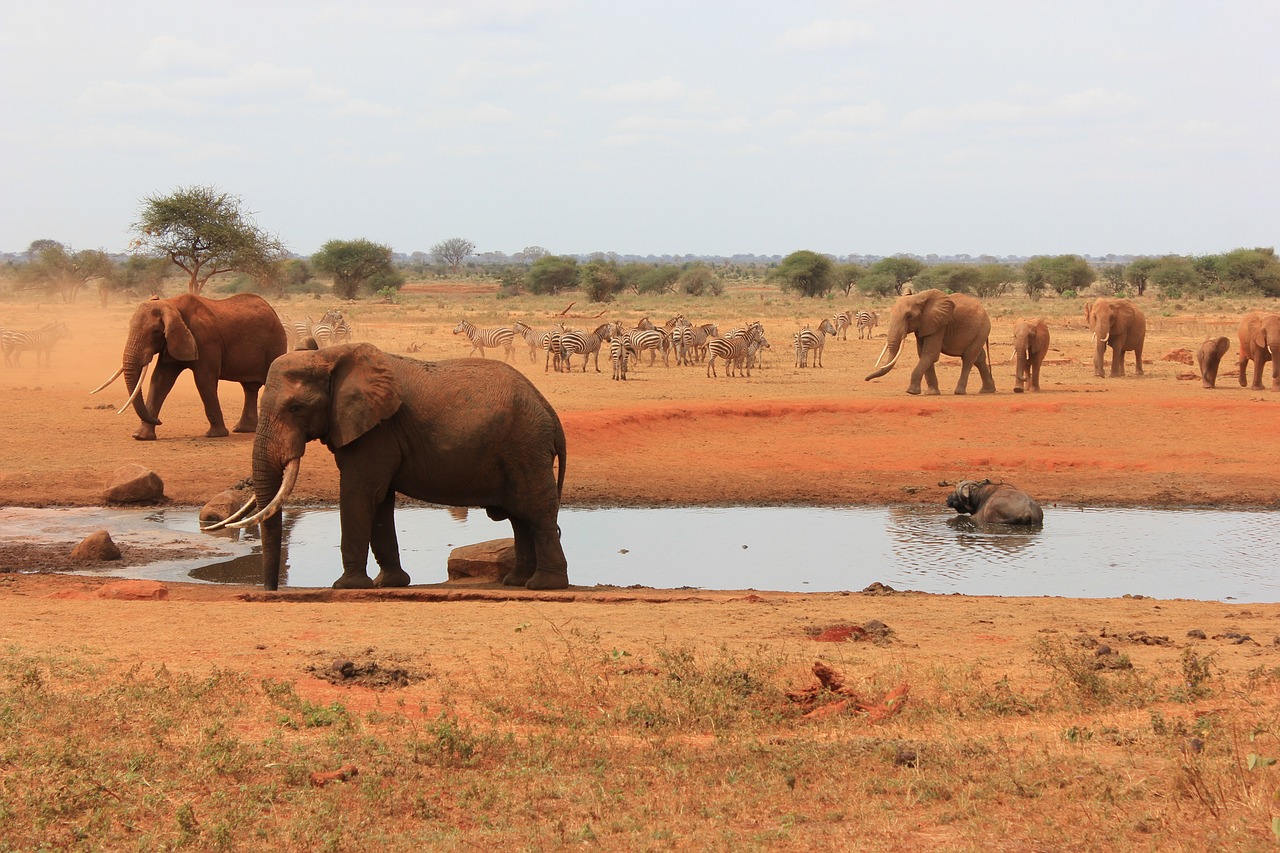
[[56, 123, 186, 152], [902, 88, 1142, 131], [76, 81, 201, 116], [304, 84, 349, 103], [466, 102, 518, 123], [139, 35, 227, 72], [181, 62, 315, 98], [583, 76, 687, 104], [335, 99, 404, 118], [611, 115, 691, 133], [813, 101, 888, 128], [776, 20, 875, 51]]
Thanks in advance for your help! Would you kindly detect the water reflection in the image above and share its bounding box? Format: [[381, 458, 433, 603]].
[[4, 504, 1278, 602]]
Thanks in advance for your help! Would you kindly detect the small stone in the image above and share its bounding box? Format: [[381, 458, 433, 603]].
[[1187, 629, 1206, 639], [71, 530, 121, 561]]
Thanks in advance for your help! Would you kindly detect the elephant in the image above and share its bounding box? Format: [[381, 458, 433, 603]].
[[91, 294, 287, 441], [864, 289, 996, 395], [1084, 298, 1145, 378], [214, 343, 569, 592], [1012, 318, 1050, 393], [1237, 312, 1280, 391], [1196, 336, 1231, 389], [946, 479, 1043, 525]]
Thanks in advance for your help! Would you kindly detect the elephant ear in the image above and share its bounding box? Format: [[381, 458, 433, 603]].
[[161, 303, 198, 361], [326, 343, 402, 449], [919, 293, 955, 337]]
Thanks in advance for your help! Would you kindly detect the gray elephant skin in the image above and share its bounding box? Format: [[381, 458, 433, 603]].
[[94, 294, 287, 440], [233, 343, 568, 592], [864, 289, 996, 395], [1237, 311, 1280, 391], [1012, 318, 1050, 393], [1197, 336, 1231, 389], [946, 479, 1043, 525], [1085, 298, 1146, 378]]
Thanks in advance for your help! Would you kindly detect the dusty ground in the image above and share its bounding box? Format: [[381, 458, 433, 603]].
[[1, 289, 1279, 847]]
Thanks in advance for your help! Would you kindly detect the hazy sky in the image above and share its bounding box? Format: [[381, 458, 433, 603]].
[[2, 1, 1277, 259]]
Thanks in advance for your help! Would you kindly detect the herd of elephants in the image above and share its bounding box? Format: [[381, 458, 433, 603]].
[[75, 290, 1280, 591]]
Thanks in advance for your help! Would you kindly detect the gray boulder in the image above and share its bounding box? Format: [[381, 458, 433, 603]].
[[447, 539, 516, 583]]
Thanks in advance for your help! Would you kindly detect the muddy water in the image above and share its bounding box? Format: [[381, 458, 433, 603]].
[[7, 504, 1277, 602]]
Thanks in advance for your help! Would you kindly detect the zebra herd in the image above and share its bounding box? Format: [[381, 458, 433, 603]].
[[1, 321, 72, 367], [452, 314, 787, 380], [283, 310, 354, 350]]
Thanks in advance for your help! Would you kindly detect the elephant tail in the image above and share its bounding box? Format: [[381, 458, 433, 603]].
[[553, 413, 567, 501]]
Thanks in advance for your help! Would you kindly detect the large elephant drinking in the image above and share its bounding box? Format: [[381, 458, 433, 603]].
[[1237, 311, 1280, 391], [92, 294, 287, 440], [219, 343, 569, 592], [1084, 298, 1145, 378], [864, 289, 996, 395]]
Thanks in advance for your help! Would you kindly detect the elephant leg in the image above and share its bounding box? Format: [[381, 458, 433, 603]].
[[369, 491, 411, 588], [234, 383, 262, 433], [907, 340, 935, 395], [1110, 339, 1125, 377], [193, 370, 229, 437], [1031, 358, 1042, 392], [975, 349, 997, 393], [1094, 344, 1106, 378], [132, 363, 182, 441], [333, 483, 380, 589], [502, 518, 538, 586], [1132, 341, 1144, 376], [1252, 357, 1265, 391]]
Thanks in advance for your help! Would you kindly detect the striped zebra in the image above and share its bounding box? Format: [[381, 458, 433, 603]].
[[558, 322, 614, 373], [513, 321, 552, 363], [609, 336, 629, 381], [452, 319, 516, 361], [706, 322, 764, 378], [543, 325, 566, 372], [856, 310, 879, 340], [831, 310, 856, 341], [2, 321, 71, 367], [622, 327, 669, 368], [312, 310, 353, 346], [796, 317, 838, 368], [746, 334, 770, 371]]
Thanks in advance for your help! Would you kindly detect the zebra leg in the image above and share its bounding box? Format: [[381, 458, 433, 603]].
[[369, 491, 411, 587]]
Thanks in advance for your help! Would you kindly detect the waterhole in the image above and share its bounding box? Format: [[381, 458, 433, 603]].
[[5, 504, 1277, 602]]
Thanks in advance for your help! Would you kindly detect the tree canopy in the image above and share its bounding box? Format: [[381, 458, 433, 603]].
[[769, 250, 835, 298], [312, 239, 397, 299], [20, 240, 115, 303], [432, 238, 476, 275], [526, 255, 579, 295], [130, 185, 285, 294], [868, 257, 925, 294], [1022, 255, 1094, 296]]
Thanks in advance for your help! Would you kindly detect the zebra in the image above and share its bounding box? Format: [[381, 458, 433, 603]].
[[2, 321, 71, 367], [558, 322, 614, 373], [452, 319, 516, 361], [622, 327, 669, 368], [856, 310, 879, 340], [831, 310, 856, 341], [706, 322, 764, 378], [513, 321, 552, 363], [609, 336, 629, 381], [796, 317, 838, 367], [746, 333, 771, 371], [309, 310, 351, 348]]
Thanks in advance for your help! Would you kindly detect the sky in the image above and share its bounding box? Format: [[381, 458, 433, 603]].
[[1, 1, 1278, 260]]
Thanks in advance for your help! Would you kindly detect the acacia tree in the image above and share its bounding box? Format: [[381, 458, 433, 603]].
[[869, 257, 925, 294], [770, 250, 835, 297], [312, 239, 396, 299], [526, 255, 578, 295], [432, 237, 475, 275], [131, 186, 285, 294]]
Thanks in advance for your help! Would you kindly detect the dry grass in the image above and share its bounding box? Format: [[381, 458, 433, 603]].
[[4, 626, 1280, 851]]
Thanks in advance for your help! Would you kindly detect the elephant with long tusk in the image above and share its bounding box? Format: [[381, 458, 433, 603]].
[[90, 294, 287, 441], [1237, 311, 1280, 391], [864, 289, 996, 395], [1084, 298, 1146, 378], [225, 343, 569, 592]]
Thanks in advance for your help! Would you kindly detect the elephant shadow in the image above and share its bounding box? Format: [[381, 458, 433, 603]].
[[191, 511, 301, 585]]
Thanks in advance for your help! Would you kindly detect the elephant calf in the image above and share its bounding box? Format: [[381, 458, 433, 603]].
[[946, 479, 1043, 525], [1197, 336, 1230, 389]]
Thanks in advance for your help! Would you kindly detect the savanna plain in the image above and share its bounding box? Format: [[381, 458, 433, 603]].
[[1, 282, 1280, 851]]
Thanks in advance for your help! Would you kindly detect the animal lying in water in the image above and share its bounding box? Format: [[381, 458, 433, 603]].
[[946, 479, 1043, 525]]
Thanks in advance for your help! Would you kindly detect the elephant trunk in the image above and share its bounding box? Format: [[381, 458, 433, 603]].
[[122, 334, 161, 425], [864, 335, 904, 381], [233, 417, 307, 590]]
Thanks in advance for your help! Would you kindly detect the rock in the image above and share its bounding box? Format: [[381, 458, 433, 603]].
[[199, 488, 254, 523], [96, 580, 168, 601], [1162, 348, 1194, 364], [447, 538, 516, 583], [104, 464, 164, 504], [71, 530, 121, 561]]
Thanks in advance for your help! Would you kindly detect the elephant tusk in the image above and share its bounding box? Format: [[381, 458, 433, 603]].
[[89, 366, 123, 395], [117, 361, 149, 415], [200, 494, 258, 532], [880, 346, 903, 371], [228, 459, 300, 529], [871, 342, 889, 370]]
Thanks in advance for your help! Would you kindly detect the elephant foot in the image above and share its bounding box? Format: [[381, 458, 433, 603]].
[[132, 427, 157, 441], [905, 388, 921, 396], [979, 386, 996, 394], [923, 388, 941, 396], [526, 570, 569, 591], [1013, 386, 1024, 394], [332, 573, 375, 589], [501, 569, 533, 587], [232, 423, 256, 434], [204, 426, 230, 438], [373, 568, 411, 588]]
